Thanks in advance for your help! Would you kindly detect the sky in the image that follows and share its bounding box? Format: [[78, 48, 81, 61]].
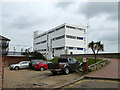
[[1, 1, 119, 53]]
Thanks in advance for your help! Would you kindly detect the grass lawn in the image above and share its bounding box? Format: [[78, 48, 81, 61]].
[[45, 57, 60, 63], [45, 57, 102, 66], [75, 57, 102, 66]]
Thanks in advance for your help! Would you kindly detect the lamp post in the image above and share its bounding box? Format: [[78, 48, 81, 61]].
[[86, 5, 90, 54], [83, 5, 90, 74]]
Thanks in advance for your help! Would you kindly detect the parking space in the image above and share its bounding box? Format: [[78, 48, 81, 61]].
[[3, 67, 82, 88]]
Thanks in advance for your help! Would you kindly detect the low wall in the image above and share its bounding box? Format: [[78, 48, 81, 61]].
[[4, 56, 29, 67], [61, 53, 120, 58]]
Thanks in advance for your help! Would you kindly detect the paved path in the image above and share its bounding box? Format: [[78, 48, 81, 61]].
[[70, 79, 119, 88], [86, 58, 119, 79]]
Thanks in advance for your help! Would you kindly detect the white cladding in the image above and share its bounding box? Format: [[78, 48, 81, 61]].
[[33, 23, 86, 60]]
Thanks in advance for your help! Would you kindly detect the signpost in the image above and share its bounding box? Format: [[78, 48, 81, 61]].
[[83, 58, 88, 74]]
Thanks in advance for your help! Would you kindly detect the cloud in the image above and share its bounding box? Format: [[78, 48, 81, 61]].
[[8, 15, 46, 29], [2, 2, 118, 53], [55, 2, 73, 9], [77, 2, 118, 21]]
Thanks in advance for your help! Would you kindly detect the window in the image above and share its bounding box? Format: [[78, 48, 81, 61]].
[[66, 25, 76, 29], [77, 37, 83, 40], [36, 40, 46, 45], [42, 62, 47, 64], [77, 48, 83, 50], [48, 30, 55, 34], [55, 47, 64, 50], [56, 26, 65, 31], [53, 35, 65, 41], [20, 62, 28, 64], [69, 47, 73, 50], [69, 58, 75, 63], [77, 28, 84, 30], [56, 35, 65, 40], [70, 52, 73, 55], [66, 35, 76, 39]]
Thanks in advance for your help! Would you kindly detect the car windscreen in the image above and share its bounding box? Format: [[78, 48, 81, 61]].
[[31, 60, 43, 63], [58, 58, 68, 63], [36, 61, 40, 64]]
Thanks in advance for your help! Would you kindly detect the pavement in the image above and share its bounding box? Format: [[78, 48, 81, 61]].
[[85, 58, 119, 79], [63, 58, 120, 88], [67, 79, 119, 88]]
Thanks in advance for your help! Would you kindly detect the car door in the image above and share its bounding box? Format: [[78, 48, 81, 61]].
[[42, 62, 47, 69], [72, 58, 79, 69], [68, 58, 75, 70], [21, 62, 29, 69]]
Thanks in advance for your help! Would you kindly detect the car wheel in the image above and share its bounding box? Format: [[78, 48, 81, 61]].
[[40, 67, 44, 71], [63, 67, 69, 75], [51, 71, 58, 75], [14, 66, 19, 70]]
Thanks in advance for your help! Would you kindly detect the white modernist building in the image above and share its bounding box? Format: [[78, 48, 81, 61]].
[[33, 23, 86, 60]]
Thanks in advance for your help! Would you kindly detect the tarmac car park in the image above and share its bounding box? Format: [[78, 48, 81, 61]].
[[7, 58, 82, 88]]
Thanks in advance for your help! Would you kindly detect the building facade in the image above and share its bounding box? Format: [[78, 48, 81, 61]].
[[0, 35, 10, 89], [33, 23, 86, 60], [0, 35, 10, 56]]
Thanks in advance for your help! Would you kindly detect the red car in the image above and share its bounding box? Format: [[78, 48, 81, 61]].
[[34, 61, 52, 71]]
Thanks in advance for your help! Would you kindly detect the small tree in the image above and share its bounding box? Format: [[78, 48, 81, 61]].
[[88, 41, 104, 63]]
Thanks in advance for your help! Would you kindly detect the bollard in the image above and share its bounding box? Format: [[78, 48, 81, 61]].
[[83, 58, 88, 74]]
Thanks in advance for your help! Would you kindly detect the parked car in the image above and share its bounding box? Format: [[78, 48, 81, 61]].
[[9, 61, 30, 70], [29, 59, 43, 69], [34, 61, 52, 71], [48, 57, 83, 75]]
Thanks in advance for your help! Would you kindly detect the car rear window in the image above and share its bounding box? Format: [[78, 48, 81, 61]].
[[58, 58, 68, 62]]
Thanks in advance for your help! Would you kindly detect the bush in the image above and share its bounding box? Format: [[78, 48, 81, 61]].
[[23, 51, 46, 60]]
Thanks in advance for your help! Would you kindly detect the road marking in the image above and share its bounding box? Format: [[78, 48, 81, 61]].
[[67, 79, 120, 88]]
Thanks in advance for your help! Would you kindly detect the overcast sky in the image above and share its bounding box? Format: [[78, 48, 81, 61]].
[[2, 1, 118, 53]]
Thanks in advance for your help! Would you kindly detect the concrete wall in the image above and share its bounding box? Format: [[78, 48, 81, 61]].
[[61, 53, 120, 58]]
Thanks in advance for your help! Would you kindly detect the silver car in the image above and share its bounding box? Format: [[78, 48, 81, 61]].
[[10, 61, 30, 70]]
